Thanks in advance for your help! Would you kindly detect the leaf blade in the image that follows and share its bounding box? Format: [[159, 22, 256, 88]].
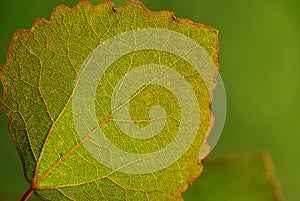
[[0, 1, 219, 200]]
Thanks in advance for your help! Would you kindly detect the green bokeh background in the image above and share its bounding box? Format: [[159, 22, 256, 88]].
[[0, 0, 299, 200]]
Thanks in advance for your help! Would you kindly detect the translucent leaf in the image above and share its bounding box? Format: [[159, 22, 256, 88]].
[[0, 1, 218, 200]]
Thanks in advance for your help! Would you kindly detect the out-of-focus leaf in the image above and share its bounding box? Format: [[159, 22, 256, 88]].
[[182, 153, 285, 201]]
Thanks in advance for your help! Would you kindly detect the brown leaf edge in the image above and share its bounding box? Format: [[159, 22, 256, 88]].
[[0, 0, 219, 200], [201, 153, 286, 201]]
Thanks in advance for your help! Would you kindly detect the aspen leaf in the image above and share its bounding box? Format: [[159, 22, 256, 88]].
[[0, 1, 218, 200]]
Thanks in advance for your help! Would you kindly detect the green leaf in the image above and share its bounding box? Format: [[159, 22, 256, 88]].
[[182, 153, 285, 201], [0, 1, 218, 200]]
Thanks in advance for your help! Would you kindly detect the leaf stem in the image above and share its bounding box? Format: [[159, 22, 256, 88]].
[[21, 186, 34, 201]]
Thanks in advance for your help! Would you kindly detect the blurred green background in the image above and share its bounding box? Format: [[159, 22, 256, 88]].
[[0, 0, 299, 200]]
